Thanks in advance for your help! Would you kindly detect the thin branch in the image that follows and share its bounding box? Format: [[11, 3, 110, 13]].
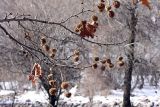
[[0, 17, 127, 46], [0, 24, 45, 56], [0, 24, 94, 70], [60, 9, 94, 24]]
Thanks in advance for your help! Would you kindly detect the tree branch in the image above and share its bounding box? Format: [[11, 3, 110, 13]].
[[0, 16, 127, 46]]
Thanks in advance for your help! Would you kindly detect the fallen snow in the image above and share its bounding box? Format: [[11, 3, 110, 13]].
[[1, 84, 160, 106], [0, 90, 48, 104], [15, 91, 48, 103], [0, 90, 15, 96], [60, 85, 160, 106]]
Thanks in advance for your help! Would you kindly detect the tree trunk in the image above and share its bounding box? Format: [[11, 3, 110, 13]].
[[40, 77, 57, 107], [122, 8, 137, 107]]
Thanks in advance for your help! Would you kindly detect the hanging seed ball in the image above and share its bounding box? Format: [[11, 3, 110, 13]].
[[91, 15, 98, 22], [61, 82, 69, 89], [101, 65, 106, 71], [118, 56, 123, 61], [113, 0, 120, 8], [92, 63, 98, 69], [106, 59, 111, 64], [94, 57, 100, 62], [50, 53, 55, 59], [106, 6, 112, 11], [43, 45, 50, 52], [65, 92, 72, 98], [47, 74, 53, 80], [51, 48, 57, 54], [40, 37, 46, 46], [75, 28, 80, 32], [108, 10, 115, 18], [74, 50, 80, 56], [101, 59, 107, 64], [73, 55, 79, 62], [97, 2, 105, 10], [109, 63, 114, 68], [49, 88, 57, 96], [49, 80, 56, 86], [118, 61, 124, 66]]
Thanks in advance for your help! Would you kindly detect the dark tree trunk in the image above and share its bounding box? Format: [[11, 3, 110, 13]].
[[50, 95, 57, 107], [122, 8, 137, 107], [40, 77, 57, 107]]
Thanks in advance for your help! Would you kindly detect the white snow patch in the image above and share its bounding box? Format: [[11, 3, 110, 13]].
[[16, 91, 48, 103], [0, 90, 15, 96], [69, 85, 77, 96], [60, 84, 160, 106]]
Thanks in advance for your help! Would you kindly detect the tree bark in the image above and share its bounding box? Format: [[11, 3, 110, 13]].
[[40, 77, 57, 107], [122, 8, 137, 107]]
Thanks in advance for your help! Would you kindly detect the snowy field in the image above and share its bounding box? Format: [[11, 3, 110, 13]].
[[0, 84, 160, 107], [59, 85, 160, 107]]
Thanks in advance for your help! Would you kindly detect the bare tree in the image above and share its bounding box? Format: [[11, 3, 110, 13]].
[[0, 0, 160, 107]]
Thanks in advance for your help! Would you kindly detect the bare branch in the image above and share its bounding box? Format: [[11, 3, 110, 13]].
[[0, 16, 127, 46]]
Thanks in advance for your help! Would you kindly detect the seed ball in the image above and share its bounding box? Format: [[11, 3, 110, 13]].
[[97, 3, 105, 10], [74, 50, 80, 56], [73, 55, 79, 62], [92, 63, 98, 69], [109, 63, 114, 68], [106, 59, 111, 64], [49, 80, 56, 86], [47, 74, 53, 80], [113, 1, 120, 8], [49, 88, 57, 96], [75, 27, 80, 32], [91, 15, 98, 22], [101, 65, 106, 71], [41, 38, 46, 45], [61, 82, 69, 89], [50, 53, 55, 59], [51, 48, 57, 54], [118, 61, 124, 66], [106, 6, 112, 11], [64, 92, 72, 98], [118, 56, 123, 61], [94, 57, 100, 62], [101, 60, 106, 64], [108, 10, 115, 18], [43, 45, 50, 52]]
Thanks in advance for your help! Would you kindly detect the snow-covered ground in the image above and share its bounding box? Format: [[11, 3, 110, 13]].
[[59, 85, 160, 106], [0, 85, 160, 106], [0, 90, 48, 105]]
